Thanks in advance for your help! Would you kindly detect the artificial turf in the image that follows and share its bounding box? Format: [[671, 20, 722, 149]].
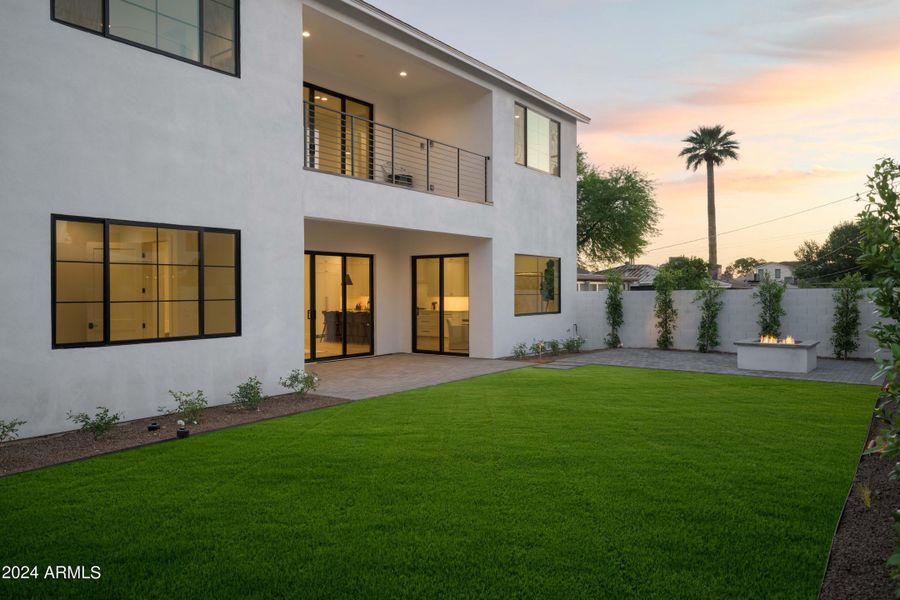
[[0, 366, 875, 599]]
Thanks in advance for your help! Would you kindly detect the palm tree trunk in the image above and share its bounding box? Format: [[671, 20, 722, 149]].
[[706, 159, 718, 279]]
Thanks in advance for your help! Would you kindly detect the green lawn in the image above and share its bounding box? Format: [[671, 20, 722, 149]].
[[0, 366, 875, 599]]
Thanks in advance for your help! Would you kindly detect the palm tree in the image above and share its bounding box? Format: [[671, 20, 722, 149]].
[[678, 125, 740, 279]]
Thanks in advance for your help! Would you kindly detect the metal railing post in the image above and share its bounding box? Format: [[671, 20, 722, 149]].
[[457, 148, 461, 198], [426, 140, 431, 192], [391, 128, 396, 184], [484, 156, 490, 203], [350, 116, 355, 177]]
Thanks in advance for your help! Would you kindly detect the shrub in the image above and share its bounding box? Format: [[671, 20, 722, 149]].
[[279, 369, 320, 398], [753, 271, 786, 337], [529, 340, 545, 356], [654, 271, 677, 349], [231, 376, 266, 410], [831, 273, 864, 359], [563, 335, 585, 353], [694, 280, 724, 353], [511, 342, 528, 359], [546, 339, 562, 355], [605, 272, 624, 348], [167, 390, 208, 424], [856, 158, 900, 592], [67, 407, 121, 439], [0, 418, 26, 444]]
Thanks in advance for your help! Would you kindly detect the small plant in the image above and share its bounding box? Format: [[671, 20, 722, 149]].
[[546, 339, 562, 355], [857, 482, 873, 510], [0, 418, 27, 443], [605, 272, 625, 348], [753, 271, 786, 338], [529, 340, 545, 357], [654, 271, 677, 350], [231, 376, 266, 410], [694, 280, 724, 353], [563, 335, 585, 353], [831, 273, 864, 359], [511, 342, 528, 359], [279, 369, 320, 398], [67, 407, 121, 439], [166, 390, 208, 424]]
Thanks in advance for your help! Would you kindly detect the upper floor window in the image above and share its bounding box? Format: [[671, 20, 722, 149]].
[[51, 0, 239, 76], [52, 215, 240, 348], [514, 103, 560, 176], [514, 254, 561, 316]]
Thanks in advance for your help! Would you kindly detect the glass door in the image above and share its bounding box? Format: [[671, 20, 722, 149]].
[[305, 252, 373, 361], [412, 255, 469, 355]]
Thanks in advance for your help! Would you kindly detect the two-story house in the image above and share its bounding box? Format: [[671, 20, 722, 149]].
[[0, 0, 588, 436]]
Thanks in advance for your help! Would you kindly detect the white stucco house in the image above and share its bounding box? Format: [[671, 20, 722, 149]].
[[0, 0, 588, 436]]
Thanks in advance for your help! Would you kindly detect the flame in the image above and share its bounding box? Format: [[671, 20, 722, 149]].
[[759, 335, 796, 344]]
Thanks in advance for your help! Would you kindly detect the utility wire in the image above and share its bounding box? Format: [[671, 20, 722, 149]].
[[644, 193, 859, 255]]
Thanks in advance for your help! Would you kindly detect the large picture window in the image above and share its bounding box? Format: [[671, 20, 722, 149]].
[[514, 103, 560, 176], [51, 0, 239, 76], [52, 215, 240, 348], [514, 254, 561, 316]]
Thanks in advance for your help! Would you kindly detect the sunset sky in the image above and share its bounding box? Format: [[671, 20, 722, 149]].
[[372, 0, 900, 268]]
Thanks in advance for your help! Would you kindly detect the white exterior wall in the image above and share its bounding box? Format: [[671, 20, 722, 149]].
[[575, 289, 886, 359], [0, 0, 581, 436]]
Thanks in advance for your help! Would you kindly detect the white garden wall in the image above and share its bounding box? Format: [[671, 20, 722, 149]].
[[574, 289, 886, 359]]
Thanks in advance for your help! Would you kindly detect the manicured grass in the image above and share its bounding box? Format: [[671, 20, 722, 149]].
[[0, 367, 874, 599]]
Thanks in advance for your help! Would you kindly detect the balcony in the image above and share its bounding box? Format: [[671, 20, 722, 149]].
[[301, 4, 493, 205], [303, 101, 489, 203]]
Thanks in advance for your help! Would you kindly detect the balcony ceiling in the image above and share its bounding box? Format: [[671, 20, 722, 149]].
[[302, 7, 486, 98]]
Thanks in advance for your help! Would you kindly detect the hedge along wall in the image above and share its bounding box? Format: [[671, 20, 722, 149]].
[[574, 288, 887, 359]]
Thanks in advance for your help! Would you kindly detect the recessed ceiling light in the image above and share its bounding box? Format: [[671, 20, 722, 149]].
[[314, 95, 321, 100], [321, 97, 328, 101], [399, 71, 407, 77], [302, 31, 311, 38], [514, 115, 520, 119]]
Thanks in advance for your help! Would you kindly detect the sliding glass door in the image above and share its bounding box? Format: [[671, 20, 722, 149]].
[[412, 255, 469, 355], [305, 252, 373, 361], [303, 84, 374, 179]]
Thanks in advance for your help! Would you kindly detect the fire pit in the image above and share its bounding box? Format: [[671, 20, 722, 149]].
[[734, 336, 819, 373]]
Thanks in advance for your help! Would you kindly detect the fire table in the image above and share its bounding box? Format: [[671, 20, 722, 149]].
[[734, 336, 819, 373]]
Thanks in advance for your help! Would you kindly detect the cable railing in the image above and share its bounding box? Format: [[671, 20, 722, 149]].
[[303, 100, 490, 204]]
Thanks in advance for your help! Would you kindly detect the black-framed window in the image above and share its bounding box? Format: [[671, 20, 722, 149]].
[[52, 215, 240, 348], [51, 0, 239, 76], [514, 103, 560, 176], [514, 254, 561, 316]]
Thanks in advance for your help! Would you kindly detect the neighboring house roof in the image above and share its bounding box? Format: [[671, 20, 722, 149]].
[[344, 0, 591, 124], [578, 264, 660, 287], [758, 261, 799, 268]]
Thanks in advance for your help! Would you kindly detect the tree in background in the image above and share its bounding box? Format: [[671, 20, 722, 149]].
[[830, 273, 864, 359], [577, 148, 660, 267], [604, 272, 624, 348], [654, 270, 677, 349], [793, 221, 870, 284], [723, 257, 765, 280], [657, 256, 709, 290], [678, 125, 740, 279]]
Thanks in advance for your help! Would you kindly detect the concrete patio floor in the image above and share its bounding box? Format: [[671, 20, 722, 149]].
[[539, 348, 881, 386], [305, 353, 529, 400]]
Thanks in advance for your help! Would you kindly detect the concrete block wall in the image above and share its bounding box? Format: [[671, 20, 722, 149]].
[[573, 289, 887, 359]]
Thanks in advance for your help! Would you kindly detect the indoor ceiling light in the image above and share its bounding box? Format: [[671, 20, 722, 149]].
[[321, 97, 328, 101], [314, 95, 321, 99], [399, 71, 407, 77], [302, 31, 311, 38]]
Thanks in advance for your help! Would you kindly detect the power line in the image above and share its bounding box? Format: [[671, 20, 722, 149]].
[[644, 193, 859, 255]]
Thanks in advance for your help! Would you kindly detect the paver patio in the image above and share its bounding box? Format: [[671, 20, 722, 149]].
[[306, 353, 529, 399], [541, 348, 880, 385]]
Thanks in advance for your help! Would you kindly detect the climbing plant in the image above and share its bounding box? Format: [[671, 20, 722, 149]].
[[605, 272, 624, 348], [694, 280, 724, 353], [654, 270, 677, 349], [753, 271, 786, 338], [830, 273, 864, 359]]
